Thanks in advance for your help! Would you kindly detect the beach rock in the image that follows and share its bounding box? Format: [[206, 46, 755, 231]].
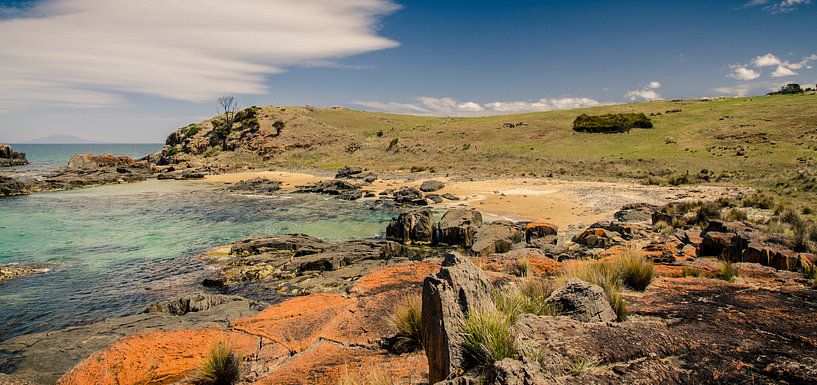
[[471, 223, 524, 256], [386, 209, 436, 245], [0, 144, 28, 167], [426, 194, 444, 203], [296, 179, 360, 195], [442, 193, 460, 201], [420, 180, 445, 192], [0, 265, 46, 283], [0, 175, 30, 197], [335, 166, 364, 179], [438, 208, 483, 248], [178, 170, 205, 179], [394, 186, 424, 204], [228, 178, 281, 194], [67, 154, 137, 169], [144, 293, 247, 316], [545, 278, 616, 323], [422, 252, 495, 383], [337, 189, 363, 200], [156, 173, 175, 180]]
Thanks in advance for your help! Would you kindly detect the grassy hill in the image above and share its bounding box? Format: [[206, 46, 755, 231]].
[[162, 93, 817, 205]]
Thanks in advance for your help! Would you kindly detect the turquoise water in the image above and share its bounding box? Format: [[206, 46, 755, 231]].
[[6, 143, 163, 170], [0, 180, 394, 339]]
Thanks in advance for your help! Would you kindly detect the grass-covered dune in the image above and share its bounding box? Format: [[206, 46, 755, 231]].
[[164, 94, 817, 205]]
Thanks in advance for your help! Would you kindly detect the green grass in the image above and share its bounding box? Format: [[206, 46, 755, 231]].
[[387, 294, 423, 349], [562, 262, 627, 321], [717, 259, 738, 283], [459, 307, 518, 369], [194, 341, 241, 385], [504, 258, 531, 278], [493, 281, 559, 322]]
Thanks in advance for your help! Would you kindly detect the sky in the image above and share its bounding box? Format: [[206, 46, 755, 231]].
[[0, 0, 815, 143]]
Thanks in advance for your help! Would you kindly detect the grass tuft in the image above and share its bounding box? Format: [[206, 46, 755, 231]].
[[563, 262, 627, 321], [193, 341, 241, 385], [504, 258, 531, 278], [682, 266, 701, 277], [338, 366, 394, 385], [568, 355, 600, 376], [717, 259, 738, 283], [493, 282, 559, 322], [611, 246, 655, 291], [387, 294, 423, 349], [459, 307, 518, 369]]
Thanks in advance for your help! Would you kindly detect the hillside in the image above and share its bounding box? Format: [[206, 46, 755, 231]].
[[156, 94, 817, 204]]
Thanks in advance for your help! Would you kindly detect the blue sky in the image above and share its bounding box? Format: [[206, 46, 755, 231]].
[[0, 0, 815, 143]]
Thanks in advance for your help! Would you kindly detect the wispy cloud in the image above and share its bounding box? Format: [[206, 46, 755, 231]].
[[624, 81, 663, 101], [353, 96, 602, 116], [0, 0, 399, 110], [743, 0, 811, 13]]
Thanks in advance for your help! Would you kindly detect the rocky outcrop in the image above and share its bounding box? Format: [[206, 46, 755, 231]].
[[386, 209, 436, 245], [144, 293, 247, 316], [614, 203, 658, 223], [228, 177, 282, 194], [0, 175, 31, 197], [420, 180, 445, 192], [296, 179, 360, 196], [572, 227, 623, 248], [438, 208, 483, 248], [67, 154, 139, 169], [471, 223, 524, 256], [334, 166, 377, 182], [394, 186, 426, 205], [0, 144, 28, 167], [544, 279, 616, 323], [0, 265, 47, 283], [422, 253, 495, 384], [487, 358, 560, 385], [525, 221, 558, 248]]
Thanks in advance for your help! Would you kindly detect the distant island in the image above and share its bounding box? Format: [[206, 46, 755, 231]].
[[22, 135, 102, 144]]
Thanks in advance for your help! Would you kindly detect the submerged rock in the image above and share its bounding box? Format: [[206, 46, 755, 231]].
[[144, 293, 247, 316]]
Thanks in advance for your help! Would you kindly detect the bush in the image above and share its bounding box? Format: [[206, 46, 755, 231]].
[[186, 124, 201, 137], [459, 307, 518, 369], [563, 262, 627, 321], [194, 341, 240, 385], [387, 138, 399, 151], [793, 222, 815, 252], [682, 266, 700, 277], [165, 146, 180, 156], [572, 113, 653, 134], [723, 208, 748, 222], [768, 83, 803, 95], [388, 294, 423, 349], [504, 258, 531, 278], [272, 120, 285, 136], [742, 192, 774, 209], [612, 247, 654, 291], [693, 201, 721, 227], [803, 264, 817, 289], [568, 355, 600, 377], [717, 259, 738, 282]]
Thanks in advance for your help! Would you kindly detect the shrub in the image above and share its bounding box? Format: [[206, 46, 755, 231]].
[[717, 259, 738, 282], [654, 220, 673, 235], [272, 120, 285, 136], [793, 222, 815, 252], [723, 208, 748, 222], [387, 295, 423, 349], [186, 124, 201, 137], [612, 247, 654, 291], [693, 201, 721, 227], [682, 266, 701, 277], [742, 192, 774, 209], [376, 130, 384, 137], [459, 307, 518, 369], [194, 341, 241, 385], [572, 113, 653, 134], [165, 146, 180, 156], [563, 262, 627, 321], [338, 367, 394, 385], [781, 207, 804, 227], [768, 83, 803, 95], [668, 173, 690, 186], [504, 258, 531, 278], [387, 138, 399, 151], [568, 355, 600, 377], [493, 283, 558, 322], [803, 264, 817, 289]]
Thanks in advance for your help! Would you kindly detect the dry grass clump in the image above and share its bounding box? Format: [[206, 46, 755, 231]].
[[459, 307, 518, 369], [682, 266, 701, 277], [723, 208, 748, 222], [493, 279, 559, 321], [193, 341, 241, 385], [504, 258, 531, 278], [387, 294, 423, 349], [338, 367, 394, 385], [742, 192, 775, 209], [611, 247, 655, 291], [568, 355, 601, 376], [717, 259, 738, 283]]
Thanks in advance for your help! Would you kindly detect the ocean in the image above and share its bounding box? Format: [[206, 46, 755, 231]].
[[6, 143, 164, 170], [0, 145, 394, 340]]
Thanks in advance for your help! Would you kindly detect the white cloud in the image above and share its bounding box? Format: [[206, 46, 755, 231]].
[[764, 0, 811, 13], [0, 0, 399, 110], [752, 53, 782, 67], [713, 85, 752, 97], [728, 66, 761, 80], [771, 65, 798, 77], [353, 96, 602, 116], [625, 81, 664, 101]]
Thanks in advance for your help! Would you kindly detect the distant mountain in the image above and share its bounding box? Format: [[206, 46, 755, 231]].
[[22, 135, 102, 144]]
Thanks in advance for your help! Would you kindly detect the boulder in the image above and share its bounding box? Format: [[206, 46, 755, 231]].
[[144, 293, 246, 316], [0, 144, 28, 167], [394, 186, 424, 204], [545, 279, 616, 323], [471, 223, 524, 256], [439, 208, 483, 248], [486, 358, 560, 385], [423, 252, 495, 384], [699, 231, 734, 257], [67, 154, 136, 169], [426, 194, 444, 204], [0, 175, 30, 197], [614, 203, 658, 223], [572, 228, 623, 248], [386, 209, 436, 245], [337, 190, 363, 200], [442, 193, 460, 201], [228, 178, 282, 194], [525, 222, 558, 244], [179, 170, 205, 180], [420, 180, 445, 192], [335, 166, 364, 179], [296, 179, 359, 195]]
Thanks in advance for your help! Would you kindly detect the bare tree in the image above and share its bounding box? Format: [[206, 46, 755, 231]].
[[215, 96, 239, 149]]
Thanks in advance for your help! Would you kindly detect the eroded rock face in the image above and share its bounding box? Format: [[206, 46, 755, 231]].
[[0, 175, 31, 197], [471, 223, 524, 256], [228, 178, 282, 194], [422, 252, 495, 384], [439, 208, 483, 248], [386, 209, 436, 245], [144, 293, 247, 316], [572, 228, 623, 248], [0, 144, 28, 167], [487, 358, 560, 385], [545, 279, 616, 323], [67, 154, 138, 169]]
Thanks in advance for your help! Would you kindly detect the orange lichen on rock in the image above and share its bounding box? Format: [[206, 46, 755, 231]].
[[58, 328, 259, 385], [351, 261, 439, 295]]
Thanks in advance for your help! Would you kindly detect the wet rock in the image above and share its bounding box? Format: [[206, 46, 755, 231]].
[[471, 223, 524, 256], [296, 179, 360, 195], [0, 175, 31, 197], [545, 278, 616, 323], [386, 209, 436, 245], [145, 293, 247, 316], [420, 180, 445, 192], [178, 170, 205, 180], [0, 144, 28, 167], [438, 208, 483, 248], [426, 194, 444, 204], [337, 189, 363, 200], [422, 252, 495, 383], [335, 166, 364, 179], [0, 265, 46, 283], [394, 186, 424, 204], [228, 178, 282, 194]]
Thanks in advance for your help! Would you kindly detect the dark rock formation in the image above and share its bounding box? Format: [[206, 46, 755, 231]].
[[471, 223, 524, 256], [420, 180, 445, 192], [545, 279, 616, 323], [614, 203, 658, 223], [0, 144, 28, 167], [67, 154, 138, 169], [296, 179, 360, 195], [386, 209, 436, 245], [422, 252, 495, 384], [524, 222, 558, 248], [228, 178, 282, 194], [572, 227, 623, 248], [0, 175, 31, 197], [438, 208, 483, 248], [144, 293, 247, 316]]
